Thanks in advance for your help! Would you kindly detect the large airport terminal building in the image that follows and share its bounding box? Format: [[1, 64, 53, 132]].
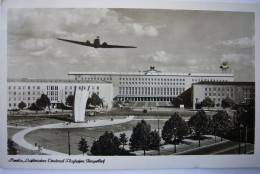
[[8, 66, 255, 110], [68, 66, 235, 102]]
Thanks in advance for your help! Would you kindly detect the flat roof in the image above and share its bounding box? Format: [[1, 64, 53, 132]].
[[193, 81, 255, 86], [68, 72, 234, 77], [7, 78, 112, 84]]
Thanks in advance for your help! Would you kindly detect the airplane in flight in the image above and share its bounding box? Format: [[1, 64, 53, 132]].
[[57, 36, 137, 48]]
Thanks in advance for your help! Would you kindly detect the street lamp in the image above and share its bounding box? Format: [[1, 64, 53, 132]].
[[174, 127, 177, 153]]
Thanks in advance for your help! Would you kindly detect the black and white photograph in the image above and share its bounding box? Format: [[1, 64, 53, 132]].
[[1, 0, 260, 170]]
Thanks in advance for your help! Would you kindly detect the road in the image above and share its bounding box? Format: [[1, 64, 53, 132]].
[[172, 141, 254, 155], [141, 140, 254, 156]]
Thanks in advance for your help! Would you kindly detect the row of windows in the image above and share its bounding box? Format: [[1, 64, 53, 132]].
[[8, 86, 40, 90], [47, 86, 58, 90], [119, 82, 185, 86], [50, 97, 59, 101], [47, 91, 58, 96], [9, 97, 37, 101], [205, 87, 235, 92], [64, 91, 100, 96], [9, 91, 41, 96], [193, 79, 228, 82], [64, 86, 99, 90], [119, 87, 184, 96], [80, 77, 112, 81], [119, 77, 185, 82], [9, 102, 32, 107], [205, 92, 234, 97]]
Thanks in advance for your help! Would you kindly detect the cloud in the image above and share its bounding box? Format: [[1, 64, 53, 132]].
[[140, 51, 176, 62], [220, 53, 251, 63], [82, 50, 99, 58], [186, 59, 197, 65], [68, 58, 79, 64], [130, 23, 158, 37], [221, 36, 255, 48], [19, 38, 50, 51]]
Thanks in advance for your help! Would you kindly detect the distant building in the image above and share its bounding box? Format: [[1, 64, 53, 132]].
[[177, 81, 255, 109], [7, 79, 113, 110], [68, 66, 234, 102]]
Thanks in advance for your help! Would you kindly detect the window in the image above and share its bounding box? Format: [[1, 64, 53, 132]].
[[9, 86, 11, 90], [28, 86, 30, 89], [13, 86, 16, 90]]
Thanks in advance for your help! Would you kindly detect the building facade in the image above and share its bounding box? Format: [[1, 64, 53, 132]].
[[7, 79, 113, 110], [190, 82, 255, 109], [68, 66, 235, 102]]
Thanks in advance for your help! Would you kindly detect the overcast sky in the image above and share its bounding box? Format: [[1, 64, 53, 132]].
[[8, 8, 255, 81]]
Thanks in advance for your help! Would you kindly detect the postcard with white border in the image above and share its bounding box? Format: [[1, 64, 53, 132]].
[[0, 0, 260, 170]]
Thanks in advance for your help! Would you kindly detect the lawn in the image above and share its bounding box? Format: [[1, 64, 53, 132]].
[[24, 118, 167, 155]]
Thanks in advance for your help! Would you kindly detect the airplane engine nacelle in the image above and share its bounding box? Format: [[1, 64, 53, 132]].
[[86, 40, 90, 44], [102, 42, 107, 46]]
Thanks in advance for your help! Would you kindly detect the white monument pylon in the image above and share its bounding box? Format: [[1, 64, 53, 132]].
[[73, 86, 90, 122]]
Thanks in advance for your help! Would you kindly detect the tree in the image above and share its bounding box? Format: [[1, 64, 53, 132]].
[[129, 120, 151, 156], [90, 131, 121, 156], [222, 97, 235, 109], [119, 133, 128, 148], [87, 93, 103, 107], [36, 94, 50, 111], [201, 97, 215, 108], [78, 137, 89, 155], [240, 106, 255, 129], [18, 101, 26, 110], [66, 95, 74, 107], [188, 110, 211, 147], [162, 112, 189, 152], [212, 110, 233, 141], [143, 109, 147, 116], [28, 103, 40, 113], [8, 138, 18, 155], [149, 130, 161, 150], [162, 113, 189, 144]]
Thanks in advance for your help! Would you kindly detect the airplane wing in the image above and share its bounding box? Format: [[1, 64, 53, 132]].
[[57, 38, 136, 48], [99, 44, 137, 48], [57, 38, 93, 47]]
